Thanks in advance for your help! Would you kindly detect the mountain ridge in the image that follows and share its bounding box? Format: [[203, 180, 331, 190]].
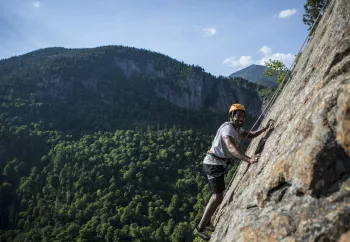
[[229, 64, 278, 88], [0, 45, 265, 134]]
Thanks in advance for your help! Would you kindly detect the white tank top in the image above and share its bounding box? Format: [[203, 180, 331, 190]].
[[204, 122, 243, 165]]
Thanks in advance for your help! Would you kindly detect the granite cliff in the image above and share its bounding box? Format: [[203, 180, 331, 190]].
[[212, 0, 350, 241]]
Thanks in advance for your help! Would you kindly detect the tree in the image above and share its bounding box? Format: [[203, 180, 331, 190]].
[[303, 0, 329, 30], [263, 59, 290, 85]]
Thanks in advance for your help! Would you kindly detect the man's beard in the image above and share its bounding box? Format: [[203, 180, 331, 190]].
[[236, 121, 243, 127], [232, 119, 244, 128]]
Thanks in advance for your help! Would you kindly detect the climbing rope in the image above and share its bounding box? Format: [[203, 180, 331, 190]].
[[221, 0, 331, 198]]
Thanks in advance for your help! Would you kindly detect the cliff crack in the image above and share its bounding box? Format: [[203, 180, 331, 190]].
[[325, 37, 350, 78], [269, 183, 290, 203], [258, 182, 291, 208]]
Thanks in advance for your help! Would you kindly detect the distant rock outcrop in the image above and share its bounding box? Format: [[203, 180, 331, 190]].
[[111, 55, 264, 117], [212, 0, 350, 241]]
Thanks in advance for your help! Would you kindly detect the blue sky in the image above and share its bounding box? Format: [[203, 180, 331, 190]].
[[1, 0, 309, 76]]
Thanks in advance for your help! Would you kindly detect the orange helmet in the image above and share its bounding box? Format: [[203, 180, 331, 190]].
[[229, 103, 245, 113]]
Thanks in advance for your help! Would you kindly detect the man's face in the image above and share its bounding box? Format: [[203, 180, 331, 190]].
[[232, 111, 245, 127]]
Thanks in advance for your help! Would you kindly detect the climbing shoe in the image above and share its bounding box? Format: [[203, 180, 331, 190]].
[[193, 227, 211, 241], [205, 222, 215, 232]]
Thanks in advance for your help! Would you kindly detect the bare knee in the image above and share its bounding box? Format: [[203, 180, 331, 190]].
[[213, 192, 223, 204]]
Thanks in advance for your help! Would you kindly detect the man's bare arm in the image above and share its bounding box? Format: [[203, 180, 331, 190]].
[[242, 120, 274, 139], [222, 136, 256, 164], [241, 128, 267, 139]]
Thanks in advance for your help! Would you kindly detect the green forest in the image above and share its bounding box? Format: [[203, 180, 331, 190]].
[[0, 46, 259, 241], [1, 123, 235, 241]]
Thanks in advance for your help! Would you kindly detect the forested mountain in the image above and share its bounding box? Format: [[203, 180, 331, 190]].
[[0, 46, 265, 241], [0, 46, 265, 135]]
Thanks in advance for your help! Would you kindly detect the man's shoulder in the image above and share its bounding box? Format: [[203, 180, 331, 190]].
[[219, 122, 232, 130], [220, 122, 235, 134], [220, 123, 246, 136], [221, 121, 231, 126]]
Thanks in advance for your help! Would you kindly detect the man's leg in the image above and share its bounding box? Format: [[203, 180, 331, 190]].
[[194, 163, 226, 241], [197, 192, 223, 230], [193, 176, 224, 241]]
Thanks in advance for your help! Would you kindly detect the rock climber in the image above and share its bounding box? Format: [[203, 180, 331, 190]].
[[193, 103, 274, 241]]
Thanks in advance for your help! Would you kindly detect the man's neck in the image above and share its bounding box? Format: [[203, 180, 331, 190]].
[[229, 121, 238, 129], [231, 122, 243, 131]]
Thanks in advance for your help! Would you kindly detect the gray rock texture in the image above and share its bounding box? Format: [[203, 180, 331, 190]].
[[154, 75, 262, 116], [212, 0, 350, 241]]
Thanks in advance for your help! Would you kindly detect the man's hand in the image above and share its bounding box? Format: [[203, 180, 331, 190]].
[[223, 136, 252, 163], [264, 120, 274, 131], [249, 154, 260, 164], [242, 120, 275, 139]]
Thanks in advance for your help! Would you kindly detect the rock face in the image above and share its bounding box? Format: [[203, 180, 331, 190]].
[[112, 57, 263, 116], [212, 0, 350, 241], [154, 74, 262, 116], [112, 54, 263, 115]]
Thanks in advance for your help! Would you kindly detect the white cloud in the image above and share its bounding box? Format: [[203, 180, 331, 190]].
[[258, 45, 295, 68], [259, 46, 272, 56], [223, 56, 253, 68], [279, 9, 297, 18], [203, 27, 217, 36], [32, 2, 41, 8], [223, 46, 295, 70], [259, 53, 295, 68]]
